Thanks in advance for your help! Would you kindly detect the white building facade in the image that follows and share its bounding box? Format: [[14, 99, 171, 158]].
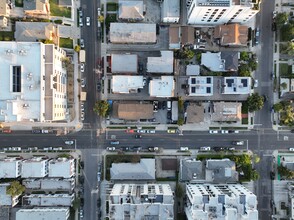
[[186, 0, 259, 25]]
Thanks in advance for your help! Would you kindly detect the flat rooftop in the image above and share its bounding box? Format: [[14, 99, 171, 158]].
[[0, 157, 22, 178], [149, 76, 175, 97], [16, 208, 70, 220], [189, 76, 213, 96], [222, 77, 251, 94], [22, 194, 74, 206], [48, 158, 75, 178], [111, 54, 138, 73], [112, 75, 144, 93], [147, 51, 174, 73], [23, 178, 75, 191]]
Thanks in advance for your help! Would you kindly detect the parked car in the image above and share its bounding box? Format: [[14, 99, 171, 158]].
[[200, 146, 211, 151], [143, 77, 147, 86], [221, 130, 229, 134], [180, 147, 189, 151], [167, 129, 176, 133], [106, 147, 116, 151], [255, 28, 260, 45], [110, 141, 120, 145], [81, 103, 85, 111], [86, 17, 90, 26], [65, 140, 74, 145], [254, 79, 258, 88], [32, 129, 42, 134], [42, 130, 49, 133], [80, 39, 85, 48], [153, 101, 158, 112], [228, 147, 236, 151], [53, 147, 63, 151], [79, 17, 83, 27], [139, 63, 143, 72], [209, 130, 218, 134], [120, 147, 130, 152], [97, 82, 101, 92], [232, 141, 244, 146], [213, 147, 224, 152], [81, 78, 86, 87], [148, 147, 159, 152], [131, 146, 141, 152], [167, 101, 171, 111], [80, 63, 85, 73], [289, 148, 294, 151], [162, 101, 166, 110], [167, 111, 172, 120]]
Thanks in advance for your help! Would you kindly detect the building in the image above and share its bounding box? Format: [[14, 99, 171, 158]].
[[222, 77, 251, 94], [188, 76, 213, 96], [202, 52, 238, 72], [181, 26, 195, 46], [110, 23, 156, 44], [111, 54, 138, 73], [185, 183, 258, 219], [161, 0, 180, 23], [186, 65, 200, 76], [0, 157, 22, 178], [186, 0, 259, 25], [147, 51, 174, 73], [214, 24, 249, 47], [23, 0, 50, 16], [16, 208, 70, 220], [0, 0, 10, 16], [211, 102, 242, 122], [149, 76, 175, 97], [21, 157, 49, 178], [0, 42, 68, 122], [169, 26, 181, 49], [180, 159, 204, 182], [112, 76, 144, 93], [109, 184, 174, 220], [22, 194, 74, 207], [0, 16, 8, 28], [110, 159, 155, 180], [118, 0, 144, 21], [48, 158, 75, 178], [0, 183, 20, 207], [113, 102, 154, 120], [23, 178, 75, 192], [15, 22, 59, 45]]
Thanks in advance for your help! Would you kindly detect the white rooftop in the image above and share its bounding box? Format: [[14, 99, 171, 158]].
[[0, 183, 12, 206], [186, 65, 200, 75], [0, 157, 22, 178], [149, 76, 175, 97], [0, 42, 43, 122], [112, 75, 144, 93], [110, 23, 156, 44], [201, 52, 225, 72], [16, 207, 70, 220], [223, 77, 251, 94], [111, 54, 138, 73], [161, 0, 180, 22], [189, 76, 213, 96], [23, 178, 75, 191], [23, 194, 74, 206], [48, 158, 75, 178], [21, 157, 48, 178], [147, 51, 174, 73]]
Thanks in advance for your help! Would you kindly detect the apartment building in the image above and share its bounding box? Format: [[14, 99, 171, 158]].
[[16, 208, 70, 220], [109, 184, 174, 220], [186, 0, 259, 25], [185, 183, 258, 219], [21, 157, 49, 178], [48, 158, 75, 178], [0, 157, 22, 178], [0, 42, 68, 122]]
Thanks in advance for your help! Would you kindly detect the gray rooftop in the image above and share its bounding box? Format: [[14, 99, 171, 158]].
[[23, 0, 47, 11], [22, 194, 74, 207], [16, 207, 70, 220], [110, 159, 155, 180], [221, 51, 239, 72], [180, 158, 204, 182], [23, 178, 75, 192], [206, 159, 238, 183]]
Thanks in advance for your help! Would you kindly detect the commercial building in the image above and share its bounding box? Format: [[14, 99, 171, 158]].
[[23, 178, 75, 192], [22, 194, 74, 207], [21, 157, 49, 178], [110, 23, 156, 44], [222, 77, 251, 94], [147, 51, 174, 73], [185, 183, 258, 219], [0, 42, 68, 122], [186, 0, 259, 25], [161, 0, 180, 23], [109, 183, 174, 220], [149, 76, 175, 97], [48, 158, 75, 178], [188, 76, 213, 96], [211, 102, 242, 122], [0, 157, 22, 178], [0, 183, 21, 207], [16, 208, 70, 220], [110, 159, 155, 180], [111, 54, 138, 74], [112, 76, 144, 93]]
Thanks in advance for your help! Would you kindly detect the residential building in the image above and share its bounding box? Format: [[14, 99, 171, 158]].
[[0, 157, 22, 178], [118, 0, 144, 21], [15, 22, 59, 45], [110, 159, 155, 180], [0, 16, 8, 28], [22, 194, 74, 207], [180, 158, 204, 182], [181, 26, 195, 46], [211, 102, 242, 122], [185, 183, 258, 219], [0, 0, 10, 16], [23, 0, 50, 16], [21, 157, 49, 178], [0, 183, 20, 207], [214, 24, 249, 47], [111, 54, 138, 74], [48, 158, 75, 178], [188, 76, 213, 96], [222, 77, 251, 94], [161, 0, 180, 23], [110, 23, 156, 44], [0, 42, 68, 122], [169, 26, 180, 49], [221, 51, 239, 71], [149, 76, 175, 97], [147, 51, 174, 73], [16, 208, 70, 220], [109, 183, 174, 220], [186, 65, 200, 75], [186, 104, 204, 124], [112, 76, 144, 93], [112, 102, 154, 121], [23, 178, 75, 192], [202, 51, 238, 72], [280, 78, 290, 96], [186, 0, 259, 25]]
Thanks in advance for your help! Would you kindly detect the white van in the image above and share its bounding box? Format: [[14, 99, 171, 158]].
[[167, 101, 171, 111]]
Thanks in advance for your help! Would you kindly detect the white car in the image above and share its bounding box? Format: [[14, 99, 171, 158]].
[[232, 141, 244, 146], [86, 17, 90, 26], [254, 79, 258, 88], [81, 78, 86, 87], [65, 141, 74, 145], [221, 130, 229, 134], [289, 148, 294, 151], [107, 147, 116, 151], [80, 63, 85, 73], [209, 130, 218, 134], [180, 147, 189, 151], [97, 7, 101, 16], [79, 17, 83, 27], [200, 146, 211, 151], [80, 39, 85, 48]]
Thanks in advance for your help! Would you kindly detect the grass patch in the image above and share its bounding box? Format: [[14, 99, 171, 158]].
[[50, 0, 71, 18], [107, 2, 118, 11], [59, 38, 73, 48], [15, 0, 23, 7], [279, 63, 292, 76], [0, 31, 14, 41], [241, 101, 249, 114], [105, 14, 117, 33], [242, 118, 248, 125]]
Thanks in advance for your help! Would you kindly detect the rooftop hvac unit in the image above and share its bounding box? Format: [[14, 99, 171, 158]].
[[23, 104, 29, 108], [29, 85, 34, 90], [19, 50, 27, 56], [6, 49, 13, 54]]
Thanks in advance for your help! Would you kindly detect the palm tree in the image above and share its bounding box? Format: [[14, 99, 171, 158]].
[[6, 181, 25, 197]]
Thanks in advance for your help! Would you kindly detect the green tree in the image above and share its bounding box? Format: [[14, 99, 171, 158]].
[[282, 42, 294, 55], [247, 93, 264, 112], [238, 64, 251, 77], [43, 39, 54, 44], [6, 181, 25, 197], [74, 45, 81, 53], [177, 117, 184, 126], [278, 165, 294, 179], [281, 24, 294, 41], [93, 100, 109, 117], [183, 49, 195, 60], [98, 15, 104, 23], [250, 170, 260, 181], [240, 51, 250, 61], [273, 102, 283, 112], [276, 12, 288, 27], [248, 60, 258, 71], [252, 154, 260, 164], [280, 82, 288, 90], [280, 105, 294, 125]]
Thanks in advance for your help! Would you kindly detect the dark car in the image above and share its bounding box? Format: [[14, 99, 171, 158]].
[[272, 22, 277, 31], [97, 198, 101, 207], [135, 134, 142, 139], [97, 82, 101, 92], [167, 111, 172, 120], [162, 101, 166, 110], [263, 95, 268, 102], [81, 198, 84, 206], [131, 146, 141, 152], [270, 171, 275, 180], [121, 147, 130, 152], [213, 147, 224, 152], [139, 63, 143, 72], [32, 129, 42, 134], [80, 161, 84, 169]]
